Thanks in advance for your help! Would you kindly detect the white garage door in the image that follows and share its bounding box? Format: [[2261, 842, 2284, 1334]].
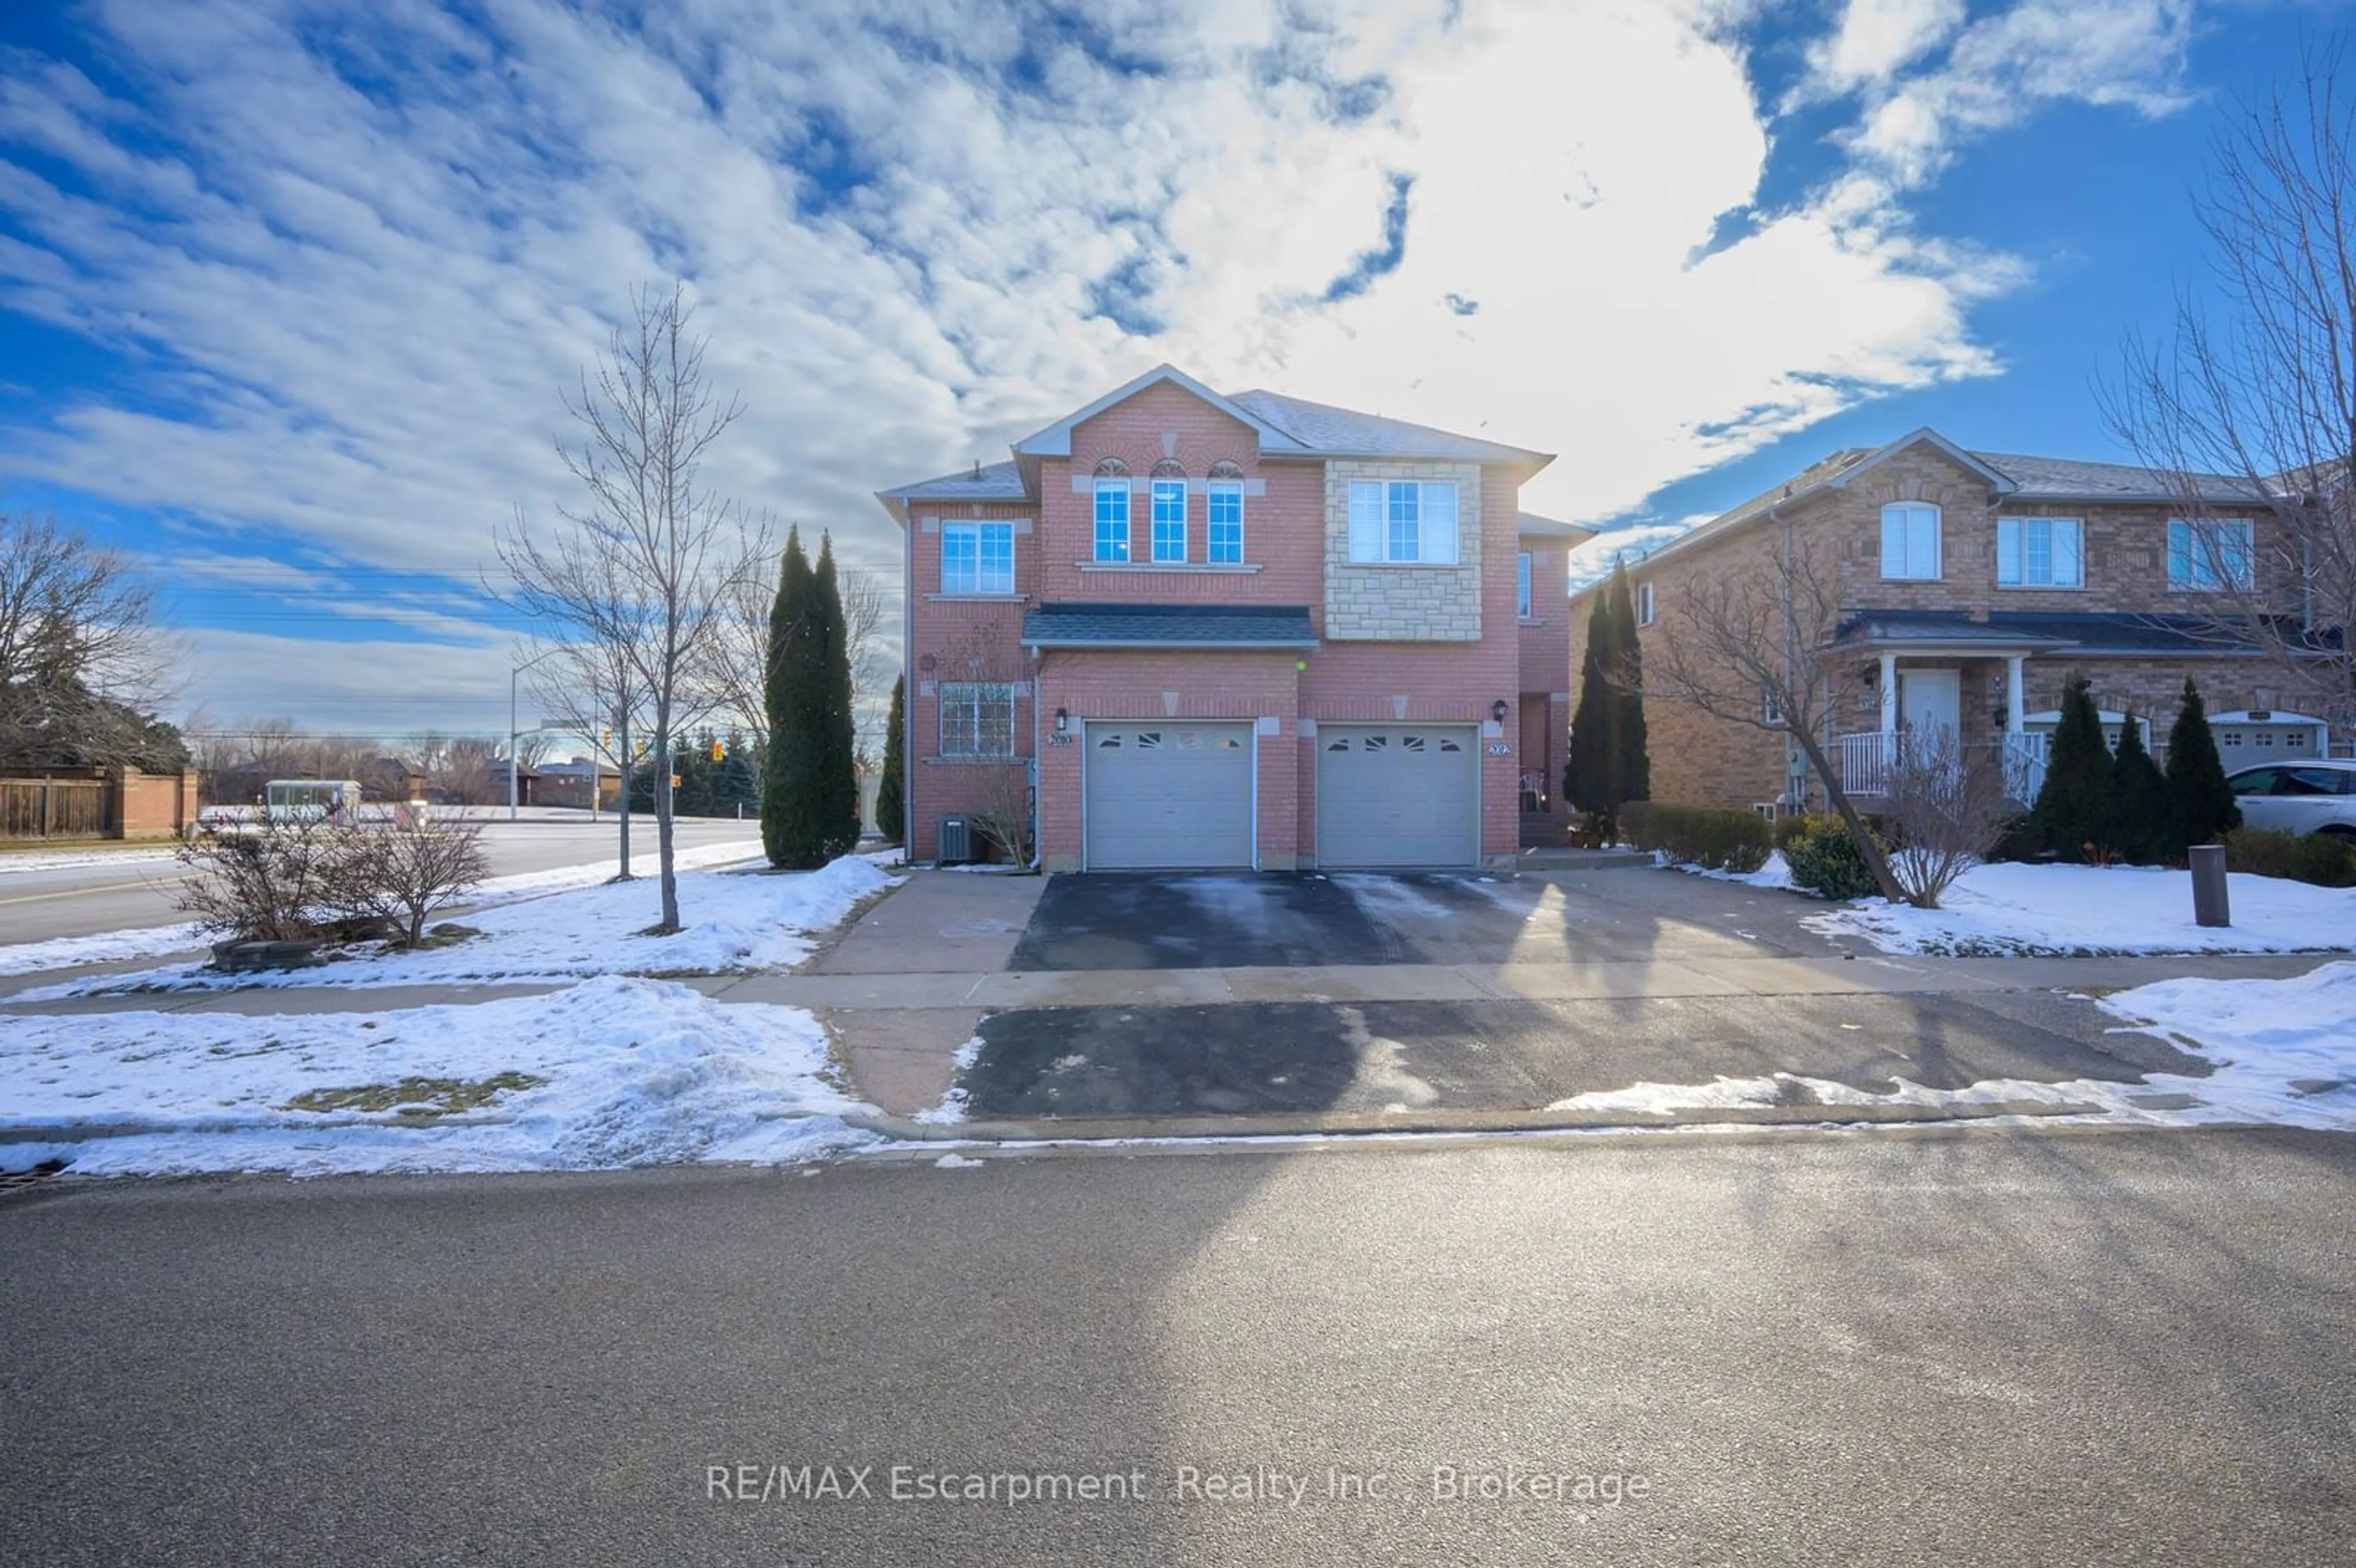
[[2214, 723, 2320, 762], [1084, 723, 1255, 870], [1316, 725, 1480, 869]]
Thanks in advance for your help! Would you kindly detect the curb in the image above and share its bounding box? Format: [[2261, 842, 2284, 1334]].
[[839, 1093, 2127, 1146]]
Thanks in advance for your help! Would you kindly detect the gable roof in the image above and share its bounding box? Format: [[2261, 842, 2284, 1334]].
[[1975, 451, 2271, 502], [1226, 388, 1551, 466], [1011, 364, 1309, 458], [1515, 510, 1590, 540]]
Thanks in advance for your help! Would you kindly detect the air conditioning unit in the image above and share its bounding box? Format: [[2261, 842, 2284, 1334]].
[[938, 815, 972, 865]]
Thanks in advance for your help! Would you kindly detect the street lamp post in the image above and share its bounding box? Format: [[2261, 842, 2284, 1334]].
[[509, 648, 568, 823]]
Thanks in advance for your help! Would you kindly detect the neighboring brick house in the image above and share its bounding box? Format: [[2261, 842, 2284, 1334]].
[[1569, 427, 2339, 816], [876, 364, 1576, 871]]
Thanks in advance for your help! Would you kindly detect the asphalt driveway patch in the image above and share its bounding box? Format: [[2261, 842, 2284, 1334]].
[[953, 991, 2210, 1120], [1007, 873, 1404, 971]]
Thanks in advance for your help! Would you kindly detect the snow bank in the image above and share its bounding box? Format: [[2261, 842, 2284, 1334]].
[[19, 851, 896, 994], [1661, 850, 1794, 890], [1803, 862, 2356, 956], [0, 975, 879, 1176]]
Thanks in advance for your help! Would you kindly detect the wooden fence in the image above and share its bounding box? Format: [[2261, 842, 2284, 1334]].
[[1, 776, 111, 840]]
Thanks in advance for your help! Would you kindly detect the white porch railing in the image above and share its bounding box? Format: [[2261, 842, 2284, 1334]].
[[1837, 730, 2049, 804]]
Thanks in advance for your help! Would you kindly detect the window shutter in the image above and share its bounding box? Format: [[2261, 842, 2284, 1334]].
[[1348, 482, 1383, 562], [1422, 483, 1459, 563], [2054, 520, 2082, 586], [1996, 518, 2021, 585]]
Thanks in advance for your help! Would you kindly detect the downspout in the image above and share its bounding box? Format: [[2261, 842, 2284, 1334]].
[[898, 496, 916, 861], [1028, 642, 1042, 870]]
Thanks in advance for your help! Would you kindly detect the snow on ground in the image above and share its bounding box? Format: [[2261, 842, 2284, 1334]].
[[0, 837, 768, 981], [10, 846, 885, 996], [1661, 850, 1795, 890], [0, 975, 879, 1176], [1544, 961, 2356, 1132], [0, 846, 180, 875], [912, 1036, 986, 1126], [1803, 863, 2356, 956]]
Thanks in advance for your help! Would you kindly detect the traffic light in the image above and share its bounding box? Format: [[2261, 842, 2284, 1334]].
[[709, 739, 726, 763]]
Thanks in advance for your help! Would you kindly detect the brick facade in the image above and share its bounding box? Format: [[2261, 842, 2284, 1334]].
[[887, 371, 1549, 869], [1571, 437, 2328, 813]]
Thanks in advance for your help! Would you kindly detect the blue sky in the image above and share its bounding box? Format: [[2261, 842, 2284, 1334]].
[[0, 0, 2335, 734]]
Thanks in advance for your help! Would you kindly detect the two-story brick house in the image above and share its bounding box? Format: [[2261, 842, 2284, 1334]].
[[1571, 427, 2338, 815], [876, 365, 1580, 871]]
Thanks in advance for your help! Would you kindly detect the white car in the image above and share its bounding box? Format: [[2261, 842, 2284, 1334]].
[[2225, 759, 2356, 838]]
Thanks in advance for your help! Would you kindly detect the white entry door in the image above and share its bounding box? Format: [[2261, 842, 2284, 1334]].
[[1900, 669, 1961, 745]]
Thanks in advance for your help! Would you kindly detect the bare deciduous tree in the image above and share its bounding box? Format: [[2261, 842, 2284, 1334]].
[[1877, 728, 2015, 909], [342, 820, 491, 946], [713, 552, 890, 753], [0, 513, 180, 770], [495, 283, 768, 933], [1647, 532, 1908, 903], [2105, 45, 2356, 733]]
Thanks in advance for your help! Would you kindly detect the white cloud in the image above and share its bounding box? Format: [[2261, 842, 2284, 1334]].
[[1807, 0, 1969, 93], [0, 0, 2203, 728], [1566, 519, 1712, 591]]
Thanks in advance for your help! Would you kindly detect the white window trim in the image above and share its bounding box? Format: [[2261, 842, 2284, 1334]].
[[2167, 517, 2255, 592], [1880, 502, 1944, 581], [939, 520, 1015, 597], [1207, 480, 1245, 565], [1347, 480, 1463, 564], [1517, 551, 1533, 619], [937, 682, 1018, 759], [1149, 478, 1187, 563], [1762, 686, 1784, 728], [1093, 479, 1131, 563], [1996, 515, 2084, 590], [1634, 581, 1655, 627]]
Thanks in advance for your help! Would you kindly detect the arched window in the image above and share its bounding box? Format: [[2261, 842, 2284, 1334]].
[[1093, 462, 1131, 562], [1149, 461, 1187, 562], [1093, 457, 1130, 478], [1207, 459, 1244, 480], [1151, 458, 1186, 478]]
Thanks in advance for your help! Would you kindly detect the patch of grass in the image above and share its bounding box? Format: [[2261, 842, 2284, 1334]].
[[280, 1070, 547, 1118]]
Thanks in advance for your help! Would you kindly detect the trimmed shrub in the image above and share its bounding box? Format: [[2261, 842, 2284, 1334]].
[[2166, 677, 2242, 855], [2107, 712, 2171, 864], [1620, 801, 1771, 873], [2223, 828, 2356, 889], [2029, 674, 2113, 860], [1782, 814, 1882, 900]]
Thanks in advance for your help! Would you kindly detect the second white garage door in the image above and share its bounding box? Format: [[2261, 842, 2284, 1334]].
[[1315, 725, 1480, 869], [1084, 723, 1255, 869]]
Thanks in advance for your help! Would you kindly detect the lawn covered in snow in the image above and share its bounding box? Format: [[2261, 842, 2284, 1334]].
[[1802, 862, 2356, 956], [0, 975, 877, 1176], [18, 852, 898, 996], [0, 837, 775, 980]]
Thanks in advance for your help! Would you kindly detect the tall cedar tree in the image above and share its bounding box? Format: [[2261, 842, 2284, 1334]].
[[760, 530, 823, 866], [2029, 675, 2114, 860], [810, 535, 863, 855], [1603, 559, 1650, 805], [2164, 676, 2241, 854], [2108, 710, 2171, 864], [1566, 582, 1622, 834], [876, 673, 907, 844]]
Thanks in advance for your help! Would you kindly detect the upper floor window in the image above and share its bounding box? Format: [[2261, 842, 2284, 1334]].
[[1207, 481, 1244, 564], [1150, 478, 1187, 563], [1093, 478, 1131, 563], [941, 521, 1014, 596], [1881, 503, 1942, 580], [2168, 518, 2254, 591], [1997, 517, 2083, 588], [1634, 580, 1655, 626], [1347, 480, 1460, 564], [939, 682, 1016, 758], [1517, 551, 1533, 618]]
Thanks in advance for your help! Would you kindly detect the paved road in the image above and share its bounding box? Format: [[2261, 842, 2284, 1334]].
[[0, 818, 764, 948], [4, 1129, 2351, 1565]]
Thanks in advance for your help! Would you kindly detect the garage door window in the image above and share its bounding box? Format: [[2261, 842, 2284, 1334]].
[[940, 683, 1015, 758]]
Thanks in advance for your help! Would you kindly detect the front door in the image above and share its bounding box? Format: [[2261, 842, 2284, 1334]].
[[1899, 669, 1960, 746]]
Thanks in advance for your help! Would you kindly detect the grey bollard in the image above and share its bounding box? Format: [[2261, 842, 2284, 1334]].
[[2189, 843, 2231, 928]]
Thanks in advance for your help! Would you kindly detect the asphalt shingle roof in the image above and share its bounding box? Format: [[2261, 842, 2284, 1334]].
[[1831, 610, 2311, 655], [1515, 511, 1590, 539], [879, 459, 1028, 502], [1226, 389, 1549, 464], [1971, 452, 2269, 502], [1020, 602, 1317, 648]]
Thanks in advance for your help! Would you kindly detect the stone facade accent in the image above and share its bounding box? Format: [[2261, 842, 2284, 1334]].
[[1322, 459, 1483, 642]]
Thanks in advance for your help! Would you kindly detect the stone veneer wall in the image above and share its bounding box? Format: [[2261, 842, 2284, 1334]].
[[1322, 459, 1483, 641]]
